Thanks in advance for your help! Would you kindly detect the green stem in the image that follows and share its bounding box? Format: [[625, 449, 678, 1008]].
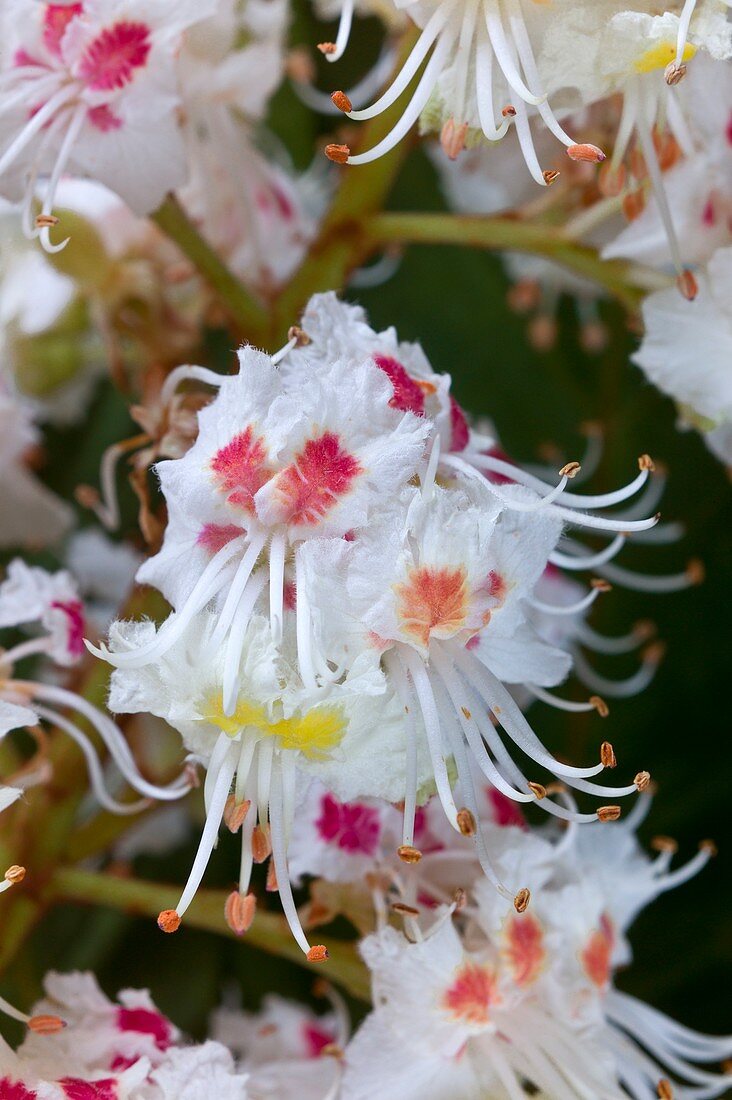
[[362, 212, 670, 313], [152, 195, 269, 345], [46, 868, 370, 1003]]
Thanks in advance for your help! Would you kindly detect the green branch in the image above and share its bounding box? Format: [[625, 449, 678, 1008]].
[[46, 868, 370, 1003], [152, 195, 269, 346], [362, 212, 669, 313]]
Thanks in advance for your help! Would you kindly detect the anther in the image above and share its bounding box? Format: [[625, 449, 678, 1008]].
[[651, 836, 678, 854], [317, 42, 337, 55], [252, 824, 271, 863], [501, 105, 516, 117], [600, 742, 617, 769], [638, 453, 655, 472], [397, 844, 422, 864], [622, 189, 646, 221], [157, 909, 181, 933], [528, 781, 547, 800], [35, 214, 59, 228], [686, 559, 705, 585], [700, 839, 718, 857], [461, 706, 471, 720], [657, 1079, 674, 1099], [634, 771, 651, 792], [457, 808, 477, 836], [633, 619, 657, 642], [559, 461, 581, 478], [28, 1015, 65, 1035], [591, 696, 610, 718], [452, 887, 467, 911], [224, 796, 250, 833], [320, 1042, 345, 1060], [287, 325, 311, 346], [331, 90, 352, 113], [392, 901, 420, 916], [224, 890, 256, 935], [664, 60, 687, 85], [4, 865, 26, 885], [514, 887, 531, 913], [643, 641, 666, 666], [677, 270, 698, 300], [591, 579, 612, 592], [542, 169, 560, 185], [440, 118, 468, 160], [567, 143, 606, 164], [324, 143, 350, 164], [266, 859, 278, 892], [306, 945, 329, 963], [597, 805, 622, 822]]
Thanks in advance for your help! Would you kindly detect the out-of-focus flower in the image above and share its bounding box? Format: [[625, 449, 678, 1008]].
[[65, 529, 142, 634]]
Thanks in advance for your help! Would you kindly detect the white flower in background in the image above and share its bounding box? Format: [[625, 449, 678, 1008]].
[[65, 529, 142, 634], [0, 0, 217, 251], [632, 245, 732, 465], [0, 971, 251, 1098]]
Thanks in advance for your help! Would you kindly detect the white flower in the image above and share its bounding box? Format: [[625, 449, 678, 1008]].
[[0, 0, 218, 251], [632, 245, 732, 464], [0, 559, 87, 666]]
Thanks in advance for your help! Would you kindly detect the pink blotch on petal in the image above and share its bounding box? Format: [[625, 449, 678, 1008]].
[[43, 3, 83, 56], [315, 792, 381, 856], [481, 444, 514, 485], [196, 522, 243, 555], [302, 1021, 337, 1059], [0, 1080, 37, 1100], [265, 432, 362, 527], [51, 599, 85, 659], [373, 355, 425, 415], [116, 1006, 172, 1051], [486, 788, 527, 829], [449, 396, 470, 452], [283, 580, 297, 610], [504, 912, 545, 986], [726, 111, 732, 146], [210, 426, 271, 514], [443, 963, 497, 1026], [581, 912, 615, 988], [87, 104, 122, 132], [78, 21, 151, 91], [60, 1080, 118, 1100]]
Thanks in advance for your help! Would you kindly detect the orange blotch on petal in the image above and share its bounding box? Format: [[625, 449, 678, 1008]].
[[581, 912, 615, 988], [396, 565, 468, 647], [443, 962, 498, 1026], [504, 912, 546, 986]]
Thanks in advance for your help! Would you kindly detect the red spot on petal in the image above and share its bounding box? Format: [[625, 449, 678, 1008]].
[[486, 788, 527, 829], [60, 1080, 118, 1100], [449, 396, 470, 452], [87, 104, 122, 131], [264, 432, 362, 527], [211, 426, 271, 514], [726, 111, 732, 147], [581, 912, 615, 988], [373, 354, 425, 415], [0, 1080, 38, 1100], [50, 599, 85, 659], [302, 1021, 337, 1058], [196, 522, 243, 555], [702, 197, 717, 227], [78, 21, 151, 91], [504, 912, 545, 986], [271, 183, 295, 222], [443, 963, 498, 1025], [14, 49, 43, 67], [116, 1006, 172, 1051], [44, 3, 82, 56], [283, 580, 297, 610], [315, 792, 381, 855]]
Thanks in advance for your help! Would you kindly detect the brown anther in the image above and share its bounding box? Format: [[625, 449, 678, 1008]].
[[4, 865, 26, 885], [527, 314, 557, 352], [287, 324, 311, 346], [397, 844, 422, 864], [686, 558, 705, 585], [643, 641, 666, 666], [657, 1079, 674, 1099], [324, 143, 350, 164], [461, 706, 472, 720], [651, 835, 678, 854], [633, 619, 657, 642], [331, 90, 353, 113], [591, 579, 612, 592], [567, 142, 606, 164], [528, 781, 547, 800], [664, 60, 687, 85], [591, 696, 610, 718], [559, 461, 581, 479], [507, 277, 542, 314], [392, 901, 420, 916], [700, 839, 718, 857], [634, 771, 651, 793], [677, 269, 698, 300], [157, 909, 181, 933], [266, 858, 278, 892], [542, 169, 560, 185], [638, 453, 656, 472], [457, 808, 477, 837], [317, 42, 336, 55], [306, 944, 329, 963], [452, 887, 467, 911], [544, 782, 566, 796], [600, 742, 617, 769], [35, 214, 59, 228], [223, 796, 250, 834], [440, 118, 468, 160], [597, 805, 622, 823], [513, 887, 531, 913], [320, 1042, 345, 1060], [580, 321, 609, 354], [622, 188, 646, 221], [28, 1014, 65, 1035], [285, 47, 316, 85], [251, 823, 271, 863], [224, 890, 256, 936], [501, 105, 516, 117]]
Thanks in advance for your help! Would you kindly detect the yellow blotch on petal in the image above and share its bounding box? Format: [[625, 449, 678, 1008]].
[[635, 40, 696, 73], [205, 695, 346, 761]]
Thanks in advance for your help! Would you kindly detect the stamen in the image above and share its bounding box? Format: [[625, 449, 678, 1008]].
[[397, 845, 422, 864], [567, 144, 606, 163], [597, 805, 622, 822], [657, 1079, 673, 1099], [331, 91, 353, 113], [322, 0, 354, 63], [157, 909, 181, 933], [324, 144, 350, 164], [457, 807, 477, 836], [600, 742, 617, 769], [224, 796, 250, 833], [635, 771, 651, 792], [513, 887, 531, 913], [224, 890, 256, 935], [28, 1015, 66, 1035], [4, 865, 26, 885]]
